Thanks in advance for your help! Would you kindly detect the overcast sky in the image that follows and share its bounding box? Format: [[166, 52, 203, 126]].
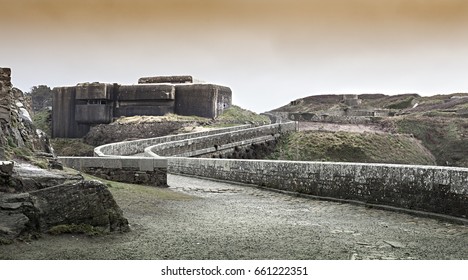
[[2, 0, 468, 113]]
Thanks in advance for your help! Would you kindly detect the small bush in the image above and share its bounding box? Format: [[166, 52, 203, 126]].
[[0, 237, 13, 245]]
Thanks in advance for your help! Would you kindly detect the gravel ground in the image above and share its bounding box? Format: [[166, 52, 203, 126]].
[[1, 174, 467, 260]]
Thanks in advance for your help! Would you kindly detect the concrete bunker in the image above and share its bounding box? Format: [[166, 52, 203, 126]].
[[52, 75, 232, 138]]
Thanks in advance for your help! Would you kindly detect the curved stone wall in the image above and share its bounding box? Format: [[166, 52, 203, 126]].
[[94, 124, 252, 157], [144, 122, 296, 158]]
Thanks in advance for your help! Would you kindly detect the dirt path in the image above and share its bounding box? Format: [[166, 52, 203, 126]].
[[1, 174, 467, 260]]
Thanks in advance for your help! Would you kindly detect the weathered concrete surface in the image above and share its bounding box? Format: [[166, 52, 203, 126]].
[[76, 83, 113, 100], [174, 84, 232, 118], [1, 174, 466, 259], [117, 84, 175, 100], [52, 86, 90, 138], [138, 75, 195, 84], [169, 158, 468, 220], [75, 103, 113, 124], [52, 77, 232, 138], [115, 84, 175, 117]]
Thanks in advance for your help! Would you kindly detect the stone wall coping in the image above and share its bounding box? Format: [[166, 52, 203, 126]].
[[94, 124, 252, 157], [168, 157, 468, 172], [58, 156, 168, 171], [145, 122, 297, 157]]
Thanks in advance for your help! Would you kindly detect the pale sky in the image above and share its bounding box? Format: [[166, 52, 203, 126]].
[[2, 0, 468, 113]]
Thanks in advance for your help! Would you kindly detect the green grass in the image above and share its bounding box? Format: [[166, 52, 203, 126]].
[[81, 173, 194, 201], [394, 116, 468, 167], [32, 109, 51, 136], [0, 237, 13, 245], [385, 97, 415, 109], [269, 131, 436, 165], [51, 138, 95, 156], [214, 105, 270, 126]]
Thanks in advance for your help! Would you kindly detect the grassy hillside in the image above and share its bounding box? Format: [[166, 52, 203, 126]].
[[269, 131, 436, 165], [268, 93, 468, 167], [271, 93, 468, 114], [391, 116, 468, 167], [213, 105, 270, 126]]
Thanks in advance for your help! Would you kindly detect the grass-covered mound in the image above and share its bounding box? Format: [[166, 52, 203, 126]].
[[392, 116, 468, 167], [270, 131, 436, 165], [51, 138, 95, 156], [213, 105, 270, 126]]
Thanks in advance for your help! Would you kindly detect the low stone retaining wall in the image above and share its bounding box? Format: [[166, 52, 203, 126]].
[[145, 122, 297, 158], [59, 157, 168, 187], [94, 124, 252, 156], [168, 158, 468, 220]]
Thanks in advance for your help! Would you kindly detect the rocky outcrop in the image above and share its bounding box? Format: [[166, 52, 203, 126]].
[[4, 162, 82, 193], [0, 67, 55, 161], [0, 68, 129, 244], [0, 179, 129, 242], [31, 180, 129, 232]]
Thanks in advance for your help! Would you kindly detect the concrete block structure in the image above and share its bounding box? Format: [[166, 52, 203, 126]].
[[52, 76, 232, 138]]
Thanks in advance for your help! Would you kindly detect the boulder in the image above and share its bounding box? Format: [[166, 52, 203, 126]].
[[0, 161, 14, 176], [8, 162, 82, 193], [30, 180, 129, 232], [0, 179, 129, 243]]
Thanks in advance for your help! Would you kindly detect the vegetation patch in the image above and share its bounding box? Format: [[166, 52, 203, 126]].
[[32, 109, 51, 136], [269, 131, 436, 165], [81, 173, 194, 201], [385, 97, 415, 110], [214, 105, 270, 126], [51, 138, 95, 156], [393, 116, 468, 167], [0, 237, 13, 245], [47, 224, 106, 236], [115, 113, 210, 124]]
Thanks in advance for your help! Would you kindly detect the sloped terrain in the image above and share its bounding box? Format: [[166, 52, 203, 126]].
[[271, 93, 468, 115], [389, 116, 468, 167], [268, 93, 468, 167], [269, 131, 436, 165]]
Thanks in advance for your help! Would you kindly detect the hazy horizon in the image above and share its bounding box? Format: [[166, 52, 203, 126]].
[[2, 0, 468, 113]]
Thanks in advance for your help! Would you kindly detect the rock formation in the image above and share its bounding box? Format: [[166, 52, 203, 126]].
[[1, 67, 129, 244]]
